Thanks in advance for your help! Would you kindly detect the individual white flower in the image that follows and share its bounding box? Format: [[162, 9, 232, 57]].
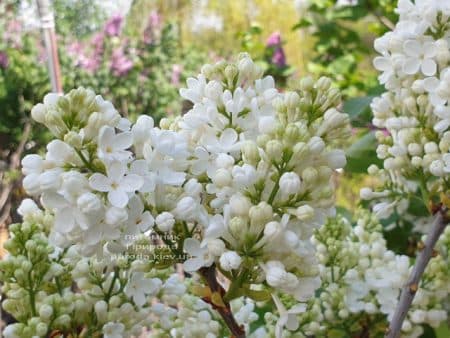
[[219, 251, 242, 271], [97, 126, 133, 162], [89, 161, 143, 208], [130, 160, 156, 193], [272, 294, 307, 338], [102, 322, 125, 338], [125, 272, 162, 306], [127, 196, 154, 232], [402, 39, 437, 76], [183, 238, 215, 272]]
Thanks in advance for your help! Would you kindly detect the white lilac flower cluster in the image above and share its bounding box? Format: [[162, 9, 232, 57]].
[[170, 54, 350, 302], [265, 211, 450, 338], [0, 201, 182, 338], [365, 0, 450, 220], [7, 54, 350, 336]]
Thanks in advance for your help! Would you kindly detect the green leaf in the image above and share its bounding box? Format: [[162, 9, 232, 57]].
[[421, 324, 438, 338], [343, 96, 375, 127], [292, 18, 313, 30], [345, 132, 382, 173], [436, 323, 450, 338]]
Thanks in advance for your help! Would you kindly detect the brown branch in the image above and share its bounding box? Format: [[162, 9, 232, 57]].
[[0, 121, 32, 228], [199, 265, 246, 338], [385, 207, 448, 338]]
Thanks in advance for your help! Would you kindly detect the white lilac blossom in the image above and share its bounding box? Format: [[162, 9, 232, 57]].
[[8, 55, 350, 337], [366, 0, 450, 224], [264, 212, 450, 338]]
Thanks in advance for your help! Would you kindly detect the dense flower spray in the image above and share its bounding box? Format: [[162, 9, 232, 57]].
[[364, 0, 450, 222], [1, 54, 351, 337]]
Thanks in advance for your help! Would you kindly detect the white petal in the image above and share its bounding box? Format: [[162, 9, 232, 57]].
[[421, 59, 437, 76], [55, 208, 75, 233], [121, 174, 144, 192], [424, 42, 437, 58], [107, 161, 126, 180], [434, 119, 450, 133], [99, 126, 115, 147], [108, 189, 129, 208], [183, 238, 203, 256], [139, 212, 154, 231], [161, 171, 186, 186], [183, 257, 205, 272], [373, 57, 391, 71], [113, 132, 133, 150], [220, 128, 238, 147], [286, 314, 300, 331], [130, 159, 148, 175], [89, 173, 111, 192], [403, 40, 421, 57], [423, 77, 439, 92], [402, 58, 420, 74], [41, 192, 68, 209]]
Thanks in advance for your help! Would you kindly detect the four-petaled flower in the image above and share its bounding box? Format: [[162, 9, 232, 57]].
[[125, 272, 162, 307], [89, 161, 143, 208]]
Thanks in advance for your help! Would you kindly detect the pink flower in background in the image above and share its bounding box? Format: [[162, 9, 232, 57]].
[[266, 31, 282, 47], [144, 10, 162, 44], [266, 31, 287, 68], [171, 64, 182, 86], [66, 41, 100, 72], [0, 51, 9, 69], [104, 15, 123, 37], [272, 47, 286, 67], [4, 20, 22, 48], [110, 48, 133, 77], [91, 33, 105, 54]]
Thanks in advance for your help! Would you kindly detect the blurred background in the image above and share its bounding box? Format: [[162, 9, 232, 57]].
[[0, 0, 398, 257]]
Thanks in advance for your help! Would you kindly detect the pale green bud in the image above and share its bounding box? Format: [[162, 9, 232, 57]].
[[256, 134, 270, 147], [291, 142, 308, 162], [39, 304, 53, 320], [249, 202, 273, 226], [64, 131, 82, 148], [296, 205, 314, 221], [265, 140, 283, 163], [299, 97, 311, 112], [241, 141, 260, 165], [300, 77, 314, 91], [95, 300, 108, 323], [36, 322, 48, 336], [284, 91, 300, 108], [159, 117, 171, 129], [21, 261, 32, 272], [31, 103, 47, 123], [201, 64, 214, 78], [225, 64, 238, 83], [284, 124, 300, 143], [110, 295, 121, 308], [302, 167, 318, 183], [54, 314, 71, 328], [229, 217, 247, 239], [317, 77, 332, 91]]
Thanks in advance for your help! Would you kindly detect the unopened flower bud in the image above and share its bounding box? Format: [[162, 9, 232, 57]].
[[219, 251, 242, 271], [296, 205, 314, 221]]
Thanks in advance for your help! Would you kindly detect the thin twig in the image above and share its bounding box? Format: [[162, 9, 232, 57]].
[[385, 208, 448, 338], [0, 121, 32, 228], [199, 265, 246, 338]]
